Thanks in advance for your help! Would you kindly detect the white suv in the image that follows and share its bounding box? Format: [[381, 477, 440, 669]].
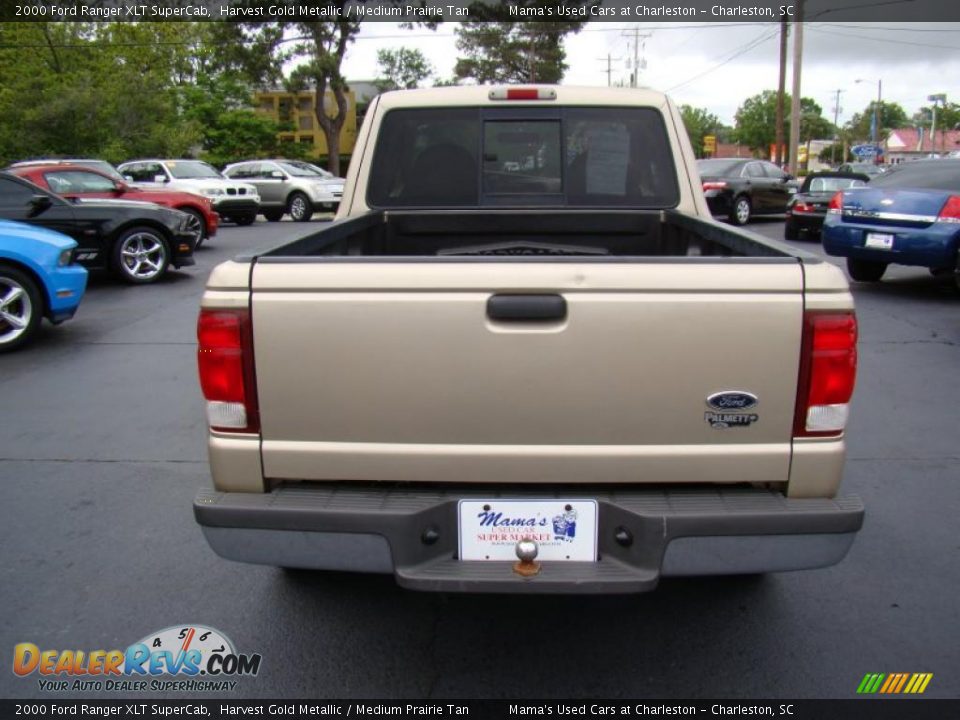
[[223, 159, 345, 222], [117, 159, 260, 226]]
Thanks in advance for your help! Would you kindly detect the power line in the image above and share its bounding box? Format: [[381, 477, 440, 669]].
[[813, 22, 960, 32], [807, 27, 960, 50], [666, 27, 779, 93]]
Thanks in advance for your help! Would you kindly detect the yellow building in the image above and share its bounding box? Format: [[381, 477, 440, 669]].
[[255, 89, 358, 159]]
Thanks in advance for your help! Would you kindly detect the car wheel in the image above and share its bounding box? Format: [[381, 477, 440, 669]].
[[729, 196, 751, 226], [113, 227, 170, 284], [263, 209, 284, 222], [0, 266, 42, 353], [287, 192, 313, 222], [846, 257, 887, 282], [784, 221, 799, 241], [178, 207, 206, 248], [234, 214, 257, 227]]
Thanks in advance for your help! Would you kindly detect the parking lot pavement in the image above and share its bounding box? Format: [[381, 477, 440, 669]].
[[2, 218, 958, 700]]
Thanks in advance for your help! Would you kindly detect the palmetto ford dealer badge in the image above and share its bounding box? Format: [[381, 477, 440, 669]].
[[705, 391, 759, 429]]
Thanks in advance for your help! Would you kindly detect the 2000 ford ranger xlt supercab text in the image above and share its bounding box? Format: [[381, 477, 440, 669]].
[[193, 86, 863, 593]]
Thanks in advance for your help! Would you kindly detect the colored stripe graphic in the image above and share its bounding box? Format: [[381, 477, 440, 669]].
[[857, 673, 885, 694], [857, 673, 933, 694]]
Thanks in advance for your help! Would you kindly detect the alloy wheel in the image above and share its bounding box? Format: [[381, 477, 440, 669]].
[[119, 231, 167, 281], [0, 276, 33, 346]]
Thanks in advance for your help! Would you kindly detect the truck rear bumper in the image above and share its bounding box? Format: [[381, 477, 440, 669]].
[[194, 484, 863, 594]]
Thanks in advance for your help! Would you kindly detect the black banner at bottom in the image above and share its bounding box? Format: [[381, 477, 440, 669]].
[[1, 700, 957, 720]]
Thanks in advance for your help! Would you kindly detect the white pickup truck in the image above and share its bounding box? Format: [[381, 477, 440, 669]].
[[194, 86, 863, 593]]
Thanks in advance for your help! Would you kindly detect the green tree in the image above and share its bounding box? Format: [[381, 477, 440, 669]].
[[846, 101, 908, 143], [912, 102, 960, 132], [679, 105, 722, 158], [734, 90, 835, 155], [454, 21, 586, 84], [375, 47, 433, 91], [179, 72, 285, 167], [0, 22, 195, 163], [283, 19, 363, 177]]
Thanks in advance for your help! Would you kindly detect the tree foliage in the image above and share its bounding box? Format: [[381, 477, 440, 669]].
[[454, 21, 585, 84], [911, 102, 960, 132], [734, 90, 835, 154], [846, 101, 908, 143], [0, 22, 285, 167], [283, 19, 362, 176], [375, 47, 433, 91], [679, 105, 722, 158]]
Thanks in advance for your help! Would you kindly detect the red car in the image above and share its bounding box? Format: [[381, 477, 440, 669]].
[[8, 162, 219, 246]]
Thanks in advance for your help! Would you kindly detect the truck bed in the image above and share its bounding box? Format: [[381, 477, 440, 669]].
[[257, 210, 801, 261]]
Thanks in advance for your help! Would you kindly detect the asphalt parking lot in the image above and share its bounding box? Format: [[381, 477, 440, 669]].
[[1, 217, 958, 700]]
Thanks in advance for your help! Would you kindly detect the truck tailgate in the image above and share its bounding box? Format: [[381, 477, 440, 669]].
[[251, 261, 804, 485]]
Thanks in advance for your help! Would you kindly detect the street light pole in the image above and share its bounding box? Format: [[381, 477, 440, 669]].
[[928, 94, 947, 155]]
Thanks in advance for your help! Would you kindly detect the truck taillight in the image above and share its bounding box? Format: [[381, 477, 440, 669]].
[[197, 308, 259, 433], [937, 195, 960, 223], [827, 191, 843, 215], [794, 312, 857, 437]]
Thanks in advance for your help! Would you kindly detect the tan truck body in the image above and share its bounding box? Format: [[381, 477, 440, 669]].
[[195, 87, 862, 593]]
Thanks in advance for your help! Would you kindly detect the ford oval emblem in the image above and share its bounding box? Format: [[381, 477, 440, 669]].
[[707, 391, 758, 411]]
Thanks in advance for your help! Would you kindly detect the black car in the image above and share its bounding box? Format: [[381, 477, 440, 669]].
[[697, 158, 798, 225], [0, 172, 195, 284], [837, 162, 886, 179], [784, 172, 869, 241]]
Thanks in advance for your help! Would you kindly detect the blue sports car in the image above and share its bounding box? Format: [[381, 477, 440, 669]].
[[0, 219, 88, 352], [822, 159, 960, 288]]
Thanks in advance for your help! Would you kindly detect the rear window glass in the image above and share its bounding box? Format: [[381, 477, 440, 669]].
[[804, 176, 867, 193], [367, 107, 679, 208]]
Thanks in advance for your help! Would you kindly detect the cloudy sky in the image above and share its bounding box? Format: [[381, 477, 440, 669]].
[[335, 22, 960, 127]]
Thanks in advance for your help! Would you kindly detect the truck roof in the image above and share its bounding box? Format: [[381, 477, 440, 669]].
[[374, 85, 671, 111]]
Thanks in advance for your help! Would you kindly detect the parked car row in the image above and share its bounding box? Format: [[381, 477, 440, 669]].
[[6, 157, 346, 230], [8, 161, 220, 246]]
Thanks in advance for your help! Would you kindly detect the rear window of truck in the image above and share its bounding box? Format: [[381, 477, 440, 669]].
[[366, 107, 680, 209]]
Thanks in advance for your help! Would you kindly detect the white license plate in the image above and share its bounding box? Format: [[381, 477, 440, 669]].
[[458, 499, 598, 561], [865, 232, 894, 250]]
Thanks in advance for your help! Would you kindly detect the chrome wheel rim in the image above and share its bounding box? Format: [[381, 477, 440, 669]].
[[736, 199, 750, 224], [0, 276, 32, 345], [182, 211, 203, 241], [290, 196, 306, 220], [120, 232, 166, 280]]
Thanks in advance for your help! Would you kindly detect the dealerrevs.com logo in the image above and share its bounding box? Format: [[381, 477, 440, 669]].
[[12, 625, 261, 692]]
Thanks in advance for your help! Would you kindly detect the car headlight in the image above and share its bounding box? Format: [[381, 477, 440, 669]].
[[200, 188, 225, 197], [58, 249, 73, 267]]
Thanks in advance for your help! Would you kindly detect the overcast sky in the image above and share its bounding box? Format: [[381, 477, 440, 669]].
[[334, 22, 960, 127]]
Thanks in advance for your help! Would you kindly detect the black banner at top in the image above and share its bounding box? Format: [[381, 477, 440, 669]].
[[1, 699, 959, 719], [2, 0, 960, 23]]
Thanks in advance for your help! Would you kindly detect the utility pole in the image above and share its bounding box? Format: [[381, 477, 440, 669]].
[[775, 19, 788, 167], [788, 2, 804, 174], [597, 54, 621, 87], [622, 29, 651, 88], [928, 93, 947, 155], [831, 88, 845, 165]]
